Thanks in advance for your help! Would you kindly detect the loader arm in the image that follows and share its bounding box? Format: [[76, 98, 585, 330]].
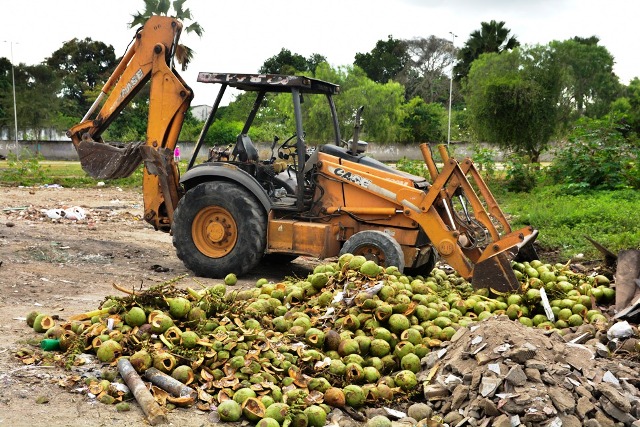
[[66, 16, 193, 231], [318, 144, 537, 292]]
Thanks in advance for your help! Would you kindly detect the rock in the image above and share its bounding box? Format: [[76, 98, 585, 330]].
[[478, 397, 500, 417], [442, 411, 463, 425], [548, 386, 576, 413], [450, 384, 469, 410], [479, 376, 501, 398], [508, 344, 537, 363], [576, 395, 595, 419], [597, 383, 632, 413], [406, 403, 432, 421], [583, 420, 602, 427], [559, 414, 583, 427], [492, 414, 511, 427], [524, 367, 542, 383], [595, 409, 616, 427], [525, 359, 547, 371], [423, 384, 448, 399], [505, 365, 527, 386], [599, 396, 638, 424]]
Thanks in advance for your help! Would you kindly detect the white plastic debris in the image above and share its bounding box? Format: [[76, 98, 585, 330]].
[[63, 206, 86, 220], [43, 208, 66, 219], [603, 371, 620, 385], [607, 321, 634, 340], [383, 407, 406, 419], [539, 287, 555, 321]]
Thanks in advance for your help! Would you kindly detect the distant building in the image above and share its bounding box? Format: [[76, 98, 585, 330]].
[[191, 105, 212, 121]]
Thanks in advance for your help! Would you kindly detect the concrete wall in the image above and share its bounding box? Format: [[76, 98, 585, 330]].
[[0, 140, 553, 162]]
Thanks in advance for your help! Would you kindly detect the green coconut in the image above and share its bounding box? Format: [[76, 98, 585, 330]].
[[166, 297, 191, 319], [33, 314, 55, 333], [171, 365, 193, 384], [400, 353, 421, 373], [338, 338, 360, 357], [304, 405, 327, 427], [124, 306, 146, 327], [130, 350, 152, 373], [264, 402, 289, 424], [96, 339, 122, 363], [218, 400, 242, 422], [305, 328, 325, 348], [369, 339, 391, 357], [360, 260, 381, 277], [367, 415, 392, 427], [180, 330, 199, 348], [26, 311, 40, 328], [256, 418, 280, 427], [343, 384, 366, 408], [394, 370, 417, 391], [150, 313, 174, 334], [348, 255, 367, 270], [388, 313, 410, 334], [233, 387, 257, 405]]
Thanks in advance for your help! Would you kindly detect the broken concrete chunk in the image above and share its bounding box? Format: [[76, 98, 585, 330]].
[[479, 376, 502, 398], [576, 395, 595, 419], [597, 382, 631, 412], [599, 396, 638, 424], [548, 386, 576, 414], [451, 384, 469, 410], [504, 365, 527, 386]]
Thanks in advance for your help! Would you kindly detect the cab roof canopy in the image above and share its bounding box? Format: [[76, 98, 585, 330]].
[[197, 72, 340, 95]]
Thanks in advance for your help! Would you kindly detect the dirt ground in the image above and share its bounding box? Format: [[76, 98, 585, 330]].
[[0, 185, 318, 427]]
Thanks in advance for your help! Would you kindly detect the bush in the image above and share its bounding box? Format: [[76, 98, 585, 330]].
[[548, 115, 639, 191], [504, 155, 538, 193], [0, 150, 47, 185]]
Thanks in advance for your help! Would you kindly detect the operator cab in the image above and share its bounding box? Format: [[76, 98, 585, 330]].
[[189, 72, 427, 211]]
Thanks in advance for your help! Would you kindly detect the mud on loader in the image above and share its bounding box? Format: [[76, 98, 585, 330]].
[[67, 16, 538, 292]]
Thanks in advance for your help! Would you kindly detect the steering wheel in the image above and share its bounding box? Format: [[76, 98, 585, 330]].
[[280, 133, 297, 150]]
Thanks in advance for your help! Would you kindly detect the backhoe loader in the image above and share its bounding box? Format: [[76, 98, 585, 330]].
[[67, 15, 538, 292]]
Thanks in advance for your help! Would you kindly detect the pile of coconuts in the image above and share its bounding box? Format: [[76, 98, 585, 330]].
[[23, 254, 615, 427]]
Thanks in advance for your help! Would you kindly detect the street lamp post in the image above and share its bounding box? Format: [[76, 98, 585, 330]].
[[447, 32, 457, 146], [3, 41, 18, 160]]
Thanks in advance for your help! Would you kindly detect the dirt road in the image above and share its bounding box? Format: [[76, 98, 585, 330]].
[[0, 185, 317, 426]]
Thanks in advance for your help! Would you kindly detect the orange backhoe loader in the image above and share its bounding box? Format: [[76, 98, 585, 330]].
[[67, 16, 537, 292]]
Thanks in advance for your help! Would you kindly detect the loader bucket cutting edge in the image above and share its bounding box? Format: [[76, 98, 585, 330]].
[[76, 140, 143, 180], [472, 230, 539, 293]]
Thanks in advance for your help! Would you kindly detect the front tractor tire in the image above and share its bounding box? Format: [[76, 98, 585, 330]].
[[172, 181, 267, 278], [340, 230, 405, 272]]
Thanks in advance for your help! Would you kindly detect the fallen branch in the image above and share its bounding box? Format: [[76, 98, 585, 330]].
[[144, 367, 197, 399], [68, 307, 112, 321], [118, 359, 167, 425]]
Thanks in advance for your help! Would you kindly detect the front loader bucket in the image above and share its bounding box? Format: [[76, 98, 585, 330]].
[[76, 140, 143, 179], [472, 230, 539, 293], [472, 252, 521, 293]]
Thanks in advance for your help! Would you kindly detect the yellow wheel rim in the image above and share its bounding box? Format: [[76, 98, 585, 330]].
[[192, 206, 237, 258]]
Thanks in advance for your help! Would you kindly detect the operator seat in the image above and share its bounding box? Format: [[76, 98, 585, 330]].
[[233, 133, 259, 162]]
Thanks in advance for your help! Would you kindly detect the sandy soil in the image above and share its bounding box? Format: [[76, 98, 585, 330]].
[[0, 185, 317, 426]]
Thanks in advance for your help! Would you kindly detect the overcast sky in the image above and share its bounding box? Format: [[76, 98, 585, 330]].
[[2, 0, 638, 106]]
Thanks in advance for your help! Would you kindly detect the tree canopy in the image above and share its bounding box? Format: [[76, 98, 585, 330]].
[[454, 20, 519, 82], [463, 45, 561, 162], [259, 49, 327, 75], [354, 35, 410, 84]]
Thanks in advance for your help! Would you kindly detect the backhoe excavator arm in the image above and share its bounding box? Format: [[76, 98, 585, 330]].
[[66, 16, 193, 231]]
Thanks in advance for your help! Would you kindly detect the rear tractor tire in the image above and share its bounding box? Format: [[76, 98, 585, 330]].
[[172, 181, 267, 278]]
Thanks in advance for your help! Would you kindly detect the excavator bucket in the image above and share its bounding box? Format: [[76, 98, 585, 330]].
[[76, 140, 143, 180], [472, 230, 539, 293]]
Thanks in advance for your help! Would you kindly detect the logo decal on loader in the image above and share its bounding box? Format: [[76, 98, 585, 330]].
[[331, 167, 371, 189], [117, 69, 144, 103]]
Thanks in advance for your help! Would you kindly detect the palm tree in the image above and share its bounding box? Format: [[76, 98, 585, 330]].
[[453, 20, 519, 82], [129, 0, 204, 70]]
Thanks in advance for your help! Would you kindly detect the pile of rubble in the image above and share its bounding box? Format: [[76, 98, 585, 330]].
[[420, 315, 640, 427]]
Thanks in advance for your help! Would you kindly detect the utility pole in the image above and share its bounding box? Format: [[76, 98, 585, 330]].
[[3, 41, 18, 160], [447, 32, 457, 146]]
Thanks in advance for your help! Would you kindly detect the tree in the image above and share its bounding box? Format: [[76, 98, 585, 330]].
[[46, 38, 116, 117], [400, 97, 447, 143], [462, 45, 561, 162], [0, 57, 13, 134], [550, 37, 620, 120], [398, 36, 457, 104], [129, 0, 204, 70], [454, 20, 519, 82], [354, 35, 409, 83], [259, 49, 326, 74], [611, 77, 640, 137]]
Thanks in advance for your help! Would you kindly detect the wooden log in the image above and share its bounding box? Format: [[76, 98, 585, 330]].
[[117, 359, 167, 425], [144, 367, 197, 398]]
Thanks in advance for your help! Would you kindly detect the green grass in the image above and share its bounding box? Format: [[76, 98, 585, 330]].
[[497, 185, 640, 261]]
